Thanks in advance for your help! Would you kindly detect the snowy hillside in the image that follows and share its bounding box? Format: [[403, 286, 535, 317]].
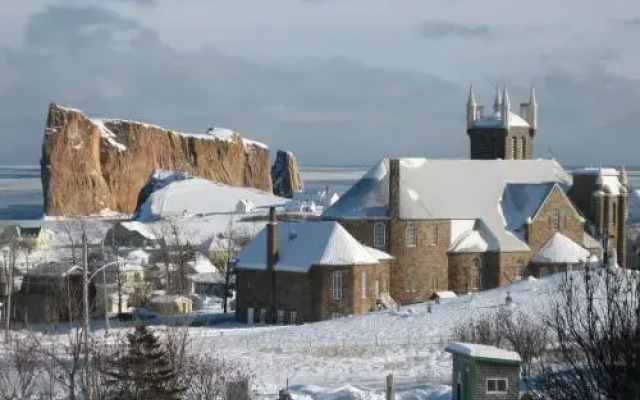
[[136, 177, 288, 221], [181, 274, 566, 399]]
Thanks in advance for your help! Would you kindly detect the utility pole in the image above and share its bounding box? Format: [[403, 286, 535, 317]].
[[81, 231, 93, 400], [3, 239, 14, 344], [101, 240, 110, 333]]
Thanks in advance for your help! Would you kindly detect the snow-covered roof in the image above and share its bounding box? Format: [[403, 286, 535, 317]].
[[500, 182, 557, 231], [363, 245, 394, 261], [583, 232, 602, 250], [188, 272, 224, 284], [432, 291, 457, 299], [238, 221, 382, 273], [188, 254, 217, 274], [127, 249, 150, 264], [469, 111, 530, 129], [136, 178, 287, 221], [448, 221, 500, 253], [151, 295, 192, 304], [120, 221, 156, 240], [325, 158, 571, 252], [572, 167, 624, 195], [531, 232, 596, 264], [446, 342, 522, 362]]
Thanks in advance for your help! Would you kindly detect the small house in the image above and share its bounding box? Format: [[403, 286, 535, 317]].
[[104, 221, 157, 248], [235, 199, 256, 214], [236, 209, 393, 324], [446, 342, 522, 400], [150, 295, 193, 314]]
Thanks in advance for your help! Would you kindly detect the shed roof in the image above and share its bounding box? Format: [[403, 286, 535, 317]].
[[446, 342, 522, 362]]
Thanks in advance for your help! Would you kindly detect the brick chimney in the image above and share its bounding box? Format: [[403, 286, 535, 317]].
[[266, 206, 278, 323], [267, 206, 279, 270]]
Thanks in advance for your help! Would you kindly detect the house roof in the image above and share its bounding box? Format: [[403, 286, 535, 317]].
[[583, 232, 602, 250], [531, 232, 596, 264], [446, 342, 522, 362], [27, 263, 82, 277], [325, 158, 571, 252], [363, 245, 395, 261], [187, 254, 217, 274], [469, 111, 530, 129], [238, 221, 386, 273], [120, 221, 156, 240], [572, 167, 624, 195]]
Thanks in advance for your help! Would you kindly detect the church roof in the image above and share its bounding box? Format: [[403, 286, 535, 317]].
[[469, 111, 530, 129], [324, 158, 572, 252], [500, 182, 558, 231], [448, 220, 500, 253], [531, 232, 596, 264]]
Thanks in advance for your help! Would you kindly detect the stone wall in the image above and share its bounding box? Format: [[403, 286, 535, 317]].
[[526, 186, 584, 253], [389, 219, 450, 304]]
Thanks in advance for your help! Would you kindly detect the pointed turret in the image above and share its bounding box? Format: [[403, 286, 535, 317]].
[[466, 85, 478, 126], [501, 86, 511, 129], [596, 165, 604, 187], [620, 166, 628, 187], [528, 85, 538, 130], [493, 85, 502, 113]]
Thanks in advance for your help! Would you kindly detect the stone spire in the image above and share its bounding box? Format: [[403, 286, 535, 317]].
[[528, 85, 538, 130], [596, 165, 604, 187], [493, 85, 502, 113], [466, 85, 478, 125], [620, 166, 628, 187], [501, 86, 511, 129]]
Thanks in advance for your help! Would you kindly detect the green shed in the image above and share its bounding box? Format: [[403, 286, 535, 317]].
[[446, 342, 522, 400]]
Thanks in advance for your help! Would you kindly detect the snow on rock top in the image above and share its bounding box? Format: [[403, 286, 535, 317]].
[[446, 342, 522, 362], [238, 221, 387, 272], [531, 232, 595, 264], [136, 177, 288, 221]]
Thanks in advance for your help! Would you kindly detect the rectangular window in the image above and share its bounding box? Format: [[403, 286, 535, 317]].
[[362, 270, 369, 299], [289, 311, 297, 324], [486, 378, 508, 394], [259, 308, 266, 324], [432, 276, 439, 290], [428, 225, 438, 245], [374, 224, 386, 249], [375, 279, 380, 297], [405, 224, 417, 247], [277, 310, 284, 325], [516, 260, 525, 280], [332, 271, 343, 300], [551, 209, 561, 230]]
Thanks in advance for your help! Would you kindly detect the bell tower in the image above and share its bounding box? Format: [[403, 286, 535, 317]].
[[466, 85, 537, 160]]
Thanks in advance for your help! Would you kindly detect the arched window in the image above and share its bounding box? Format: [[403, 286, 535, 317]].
[[475, 257, 483, 290], [519, 136, 526, 158], [427, 225, 438, 245], [373, 223, 386, 249], [511, 137, 517, 159], [405, 224, 417, 247], [516, 259, 525, 280]]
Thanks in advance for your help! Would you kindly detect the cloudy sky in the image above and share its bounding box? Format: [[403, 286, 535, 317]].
[[0, 0, 639, 166]]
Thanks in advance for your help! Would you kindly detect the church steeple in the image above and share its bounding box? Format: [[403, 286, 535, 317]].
[[493, 85, 502, 113], [466, 85, 478, 126], [501, 86, 511, 129]]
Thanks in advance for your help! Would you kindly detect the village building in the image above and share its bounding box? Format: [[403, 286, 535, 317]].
[[150, 294, 193, 314], [235, 209, 393, 323], [104, 221, 157, 248], [322, 88, 628, 304], [446, 342, 522, 400]]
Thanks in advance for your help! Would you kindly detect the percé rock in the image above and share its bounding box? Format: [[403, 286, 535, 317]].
[[271, 150, 304, 198], [42, 103, 272, 216]]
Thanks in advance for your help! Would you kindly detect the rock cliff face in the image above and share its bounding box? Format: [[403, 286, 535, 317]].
[[42, 103, 272, 216], [271, 150, 304, 198]]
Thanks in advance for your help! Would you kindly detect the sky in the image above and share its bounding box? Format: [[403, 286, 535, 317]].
[[0, 0, 639, 166]]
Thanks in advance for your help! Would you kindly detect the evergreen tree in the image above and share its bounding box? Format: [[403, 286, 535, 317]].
[[102, 324, 184, 400]]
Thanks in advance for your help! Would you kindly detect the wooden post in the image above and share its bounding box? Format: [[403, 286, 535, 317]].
[[386, 373, 394, 400]]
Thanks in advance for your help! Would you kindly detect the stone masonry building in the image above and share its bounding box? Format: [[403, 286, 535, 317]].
[[323, 157, 627, 304], [235, 210, 393, 323]]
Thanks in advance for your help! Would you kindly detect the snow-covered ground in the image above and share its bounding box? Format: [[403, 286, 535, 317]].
[[175, 274, 561, 399]]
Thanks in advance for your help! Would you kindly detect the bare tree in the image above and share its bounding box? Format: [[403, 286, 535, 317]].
[[532, 266, 640, 400], [0, 336, 40, 400], [210, 218, 252, 313], [153, 220, 196, 295]]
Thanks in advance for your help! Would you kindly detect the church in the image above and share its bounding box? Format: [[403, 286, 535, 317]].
[[323, 86, 629, 304]]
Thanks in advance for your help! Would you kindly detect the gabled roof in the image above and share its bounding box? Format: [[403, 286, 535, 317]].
[[469, 111, 530, 129], [500, 182, 557, 231], [448, 220, 500, 253], [238, 221, 387, 273], [446, 342, 522, 362], [325, 158, 571, 252], [531, 232, 596, 264], [120, 221, 156, 240]]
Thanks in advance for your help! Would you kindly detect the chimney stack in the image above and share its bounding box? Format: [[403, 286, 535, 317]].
[[267, 206, 279, 271]]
